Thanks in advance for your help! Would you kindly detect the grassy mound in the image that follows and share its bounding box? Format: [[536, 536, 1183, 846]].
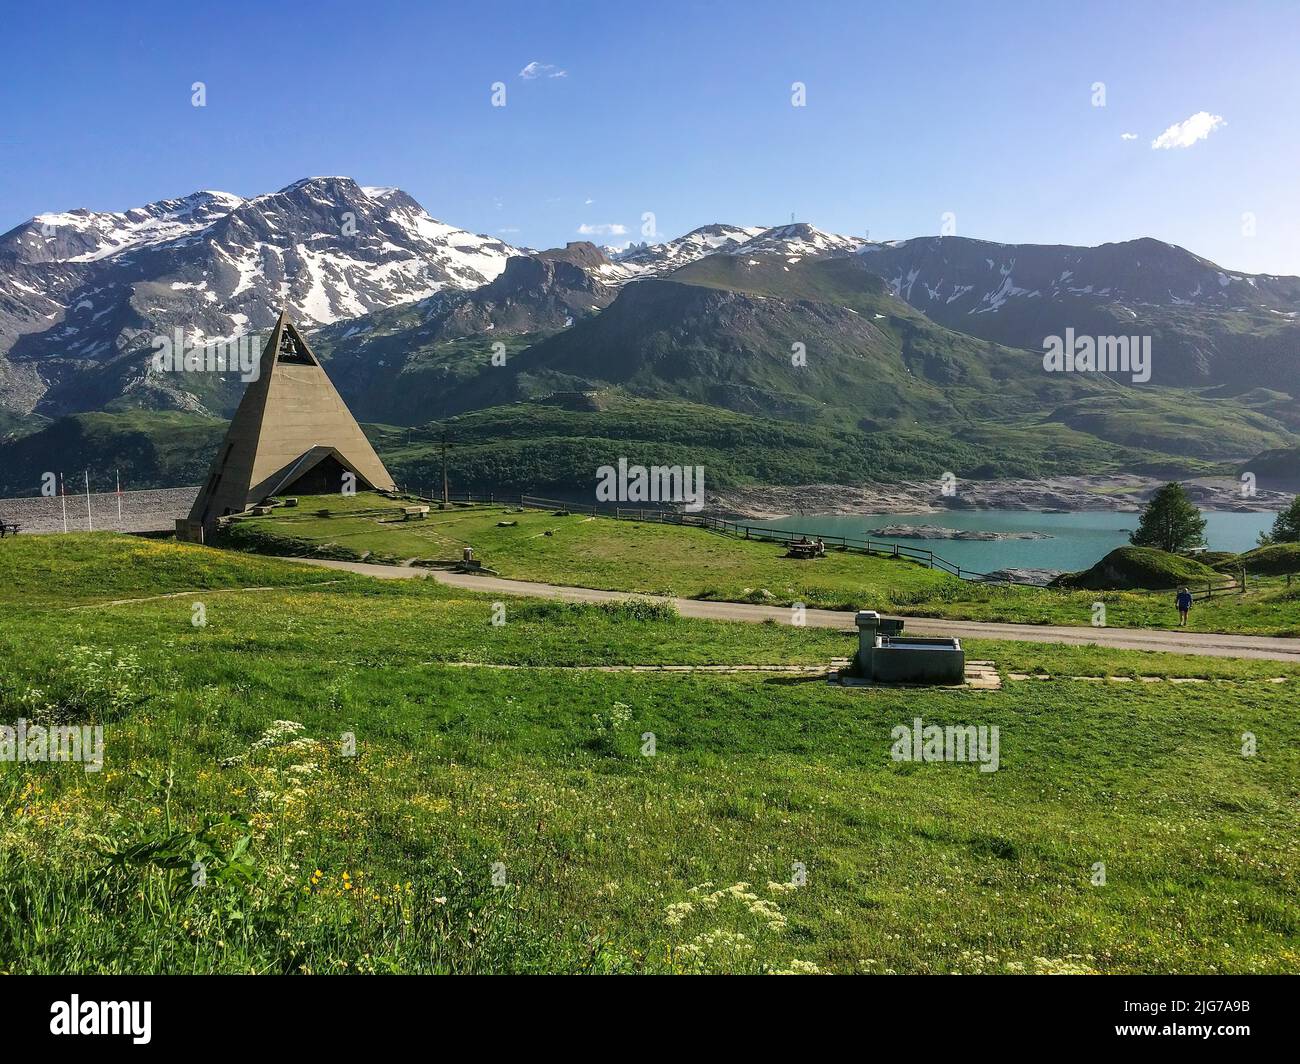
[[1053, 546, 1223, 591], [215, 519, 382, 563], [1225, 541, 1300, 575]]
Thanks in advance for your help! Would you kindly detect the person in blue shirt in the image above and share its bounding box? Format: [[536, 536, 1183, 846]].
[[1176, 587, 1193, 626]]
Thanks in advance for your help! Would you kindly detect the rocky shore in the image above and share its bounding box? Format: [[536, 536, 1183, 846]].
[[866, 524, 1052, 541], [706, 475, 1293, 519], [978, 568, 1066, 586]]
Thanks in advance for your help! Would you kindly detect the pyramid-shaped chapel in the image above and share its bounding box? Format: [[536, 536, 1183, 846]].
[[179, 311, 396, 541]]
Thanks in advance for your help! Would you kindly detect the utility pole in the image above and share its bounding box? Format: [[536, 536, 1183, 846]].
[[441, 432, 450, 506]]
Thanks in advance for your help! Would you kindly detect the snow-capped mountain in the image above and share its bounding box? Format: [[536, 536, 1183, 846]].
[[610, 222, 865, 278], [4, 179, 1300, 423], [612, 224, 766, 276], [0, 177, 520, 415], [724, 223, 865, 261], [8, 191, 246, 266]]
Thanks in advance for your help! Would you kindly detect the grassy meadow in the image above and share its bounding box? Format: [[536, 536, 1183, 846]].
[[1, 534, 1297, 974], [221, 494, 1300, 636]]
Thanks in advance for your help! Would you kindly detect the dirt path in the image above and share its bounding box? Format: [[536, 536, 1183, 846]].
[[67, 580, 342, 610], [288, 558, 1300, 663]]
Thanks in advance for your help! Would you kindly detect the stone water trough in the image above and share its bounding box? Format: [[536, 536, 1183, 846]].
[[853, 610, 966, 685]]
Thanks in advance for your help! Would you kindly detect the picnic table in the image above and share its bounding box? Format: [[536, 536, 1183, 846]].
[[786, 541, 817, 559], [0, 521, 20, 538]]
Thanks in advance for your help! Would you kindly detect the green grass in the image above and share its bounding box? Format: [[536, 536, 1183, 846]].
[[222, 493, 953, 603], [0, 533, 352, 607], [888, 578, 1300, 637], [1, 534, 1297, 974], [223, 494, 1300, 635]]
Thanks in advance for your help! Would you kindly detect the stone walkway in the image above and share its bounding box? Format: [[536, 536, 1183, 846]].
[[436, 662, 828, 674], [430, 660, 1290, 688]]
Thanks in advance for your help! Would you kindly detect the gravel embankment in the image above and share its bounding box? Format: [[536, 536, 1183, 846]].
[[0, 487, 200, 534]]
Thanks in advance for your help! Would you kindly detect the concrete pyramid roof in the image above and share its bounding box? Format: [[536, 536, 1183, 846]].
[[186, 312, 396, 530]]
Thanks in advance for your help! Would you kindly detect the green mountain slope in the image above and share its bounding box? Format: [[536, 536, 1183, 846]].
[[0, 411, 225, 495], [1241, 445, 1300, 491], [856, 236, 1300, 405], [378, 394, 1218, 496], [504, 255, 1117, 430]]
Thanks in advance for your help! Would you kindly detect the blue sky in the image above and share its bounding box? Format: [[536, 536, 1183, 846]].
[[3, 0, 1298, 273]]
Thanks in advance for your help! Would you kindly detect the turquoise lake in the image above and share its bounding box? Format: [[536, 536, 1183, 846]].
[[760, 510, 1273, 575]]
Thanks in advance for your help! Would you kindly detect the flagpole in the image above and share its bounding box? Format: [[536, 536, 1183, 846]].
[[60, 474, 68, 534], [116, 469, 123, 525], [84, 470, 93, 532]]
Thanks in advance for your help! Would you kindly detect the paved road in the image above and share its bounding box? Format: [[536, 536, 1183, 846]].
[[291, 558, 1300, 662]]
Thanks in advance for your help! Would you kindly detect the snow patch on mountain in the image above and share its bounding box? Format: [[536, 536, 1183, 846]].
[[726, 223, 865, 259], [0, 177, 522, 415], [612, 224, 766, 277]]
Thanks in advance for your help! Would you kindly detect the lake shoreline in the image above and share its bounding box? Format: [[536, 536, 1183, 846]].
[[707, 475, 1293, 520], [718, 508, 1275, 580]]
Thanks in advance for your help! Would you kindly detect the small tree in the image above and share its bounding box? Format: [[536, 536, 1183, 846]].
[[1130, 482, 1206, 554], [1259, 496, 1300, 546]]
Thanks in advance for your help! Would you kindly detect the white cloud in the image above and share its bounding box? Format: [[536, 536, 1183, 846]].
[[577, 223, 627, 237], [584, 198, 595, 205], [519, 61, 567, 80], [1151, 111, 1225, 149], [1120, 132, 1138, 141]]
